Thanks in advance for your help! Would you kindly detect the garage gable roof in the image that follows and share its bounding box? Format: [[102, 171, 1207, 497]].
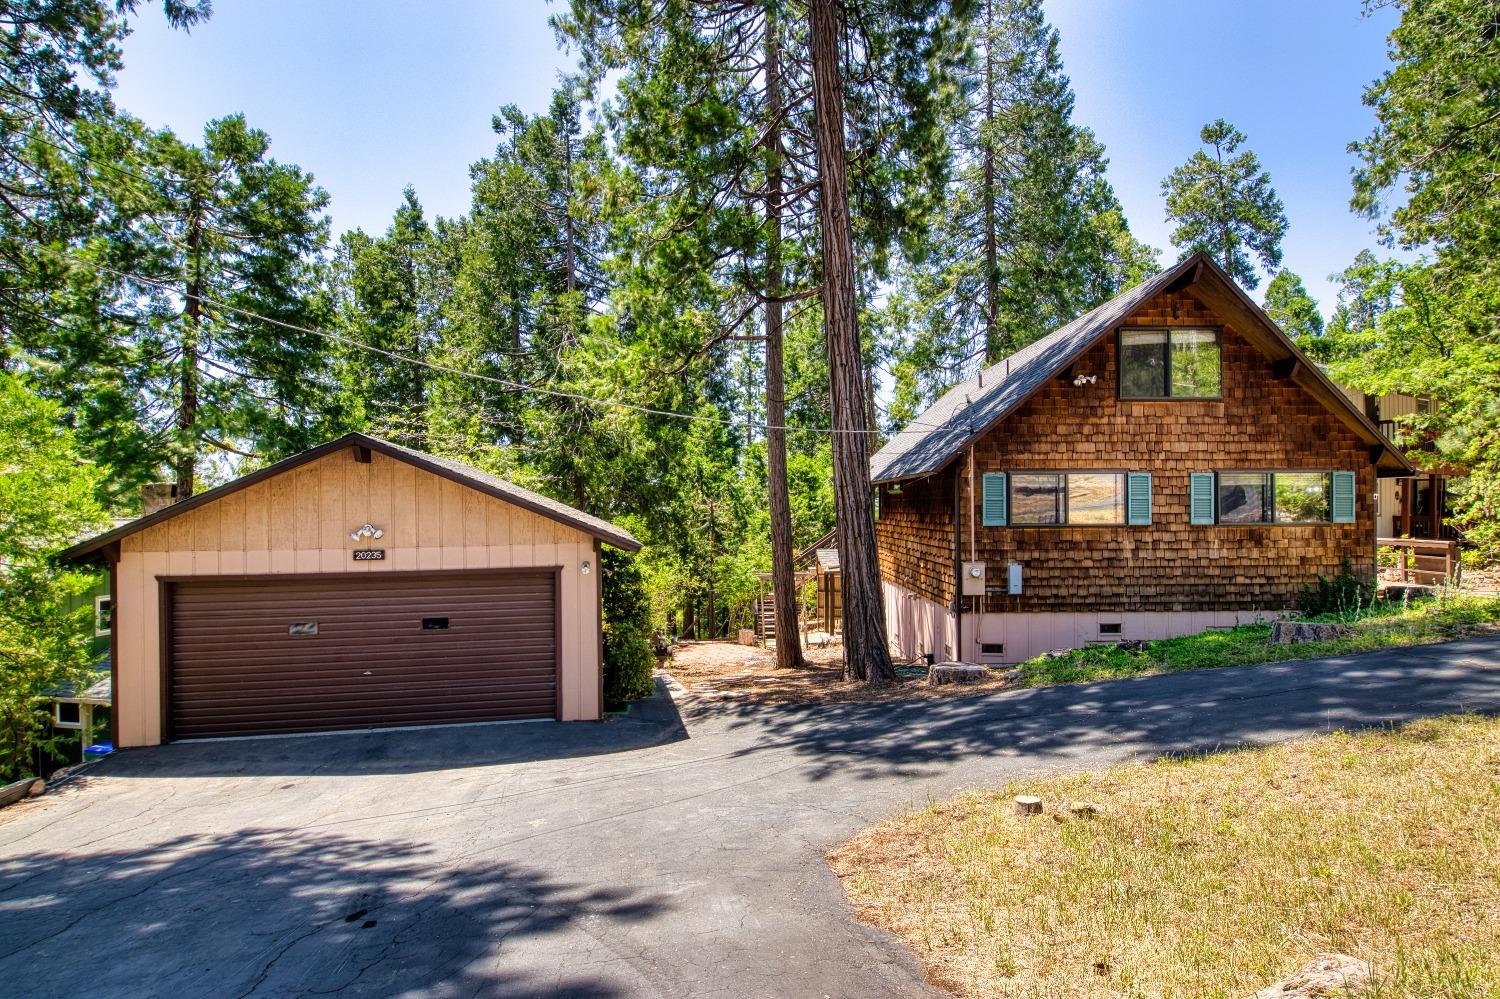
[[869, 252, 1413, 483], [59, 432, 642, 563]]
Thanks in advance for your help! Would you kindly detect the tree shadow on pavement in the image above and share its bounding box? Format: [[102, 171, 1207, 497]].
[[0, 824, 667, 997], [688, 637, 1500, 783], [92, 680, 689, 781]]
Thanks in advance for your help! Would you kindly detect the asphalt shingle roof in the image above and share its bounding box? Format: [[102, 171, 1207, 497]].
[[870, 259, 1198, 483]]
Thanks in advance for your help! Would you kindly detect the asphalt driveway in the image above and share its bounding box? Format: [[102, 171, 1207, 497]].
[[4, 635, 1500, 998]]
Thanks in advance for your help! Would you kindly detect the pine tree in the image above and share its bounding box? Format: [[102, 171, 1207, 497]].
[[330, 188, 438, 445], [0, 1, 211, 341], [888, 0, 1155, 409], [1339, 0, 1500, 558], [75, 114, 334, 496], [1261, 270, 1325, 358], [1162, 119, 1286, 290], [556, 1, 824, 660], [808, 0, 969, 682]]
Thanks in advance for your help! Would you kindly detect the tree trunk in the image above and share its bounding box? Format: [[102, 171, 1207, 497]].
[[808, 0, 897, 685], [765, 3, 807, 670], [707, 581, 717, 640], [176, 209, 202, 498], [981, 0, 1003, 363]]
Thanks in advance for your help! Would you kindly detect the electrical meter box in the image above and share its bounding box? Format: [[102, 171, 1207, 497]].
[[961, 561, 986, 597]]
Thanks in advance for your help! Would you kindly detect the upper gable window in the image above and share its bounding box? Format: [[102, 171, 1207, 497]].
[[1119, 328, 1222, 399]]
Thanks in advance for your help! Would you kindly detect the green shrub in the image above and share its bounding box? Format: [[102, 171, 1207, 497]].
[[601, 547, 655, 710], [1460, 547, 1491, 571], [1298, 559, 1377, 618]]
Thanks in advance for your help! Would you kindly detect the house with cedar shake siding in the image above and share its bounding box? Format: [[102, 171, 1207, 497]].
[[871, 253, 1413, 666]]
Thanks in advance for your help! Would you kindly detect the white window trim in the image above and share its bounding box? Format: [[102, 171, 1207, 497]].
[[94, 594, 112, 638]]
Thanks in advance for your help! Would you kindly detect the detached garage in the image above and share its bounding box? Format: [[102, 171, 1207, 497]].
[[60, 433, 640, 746]]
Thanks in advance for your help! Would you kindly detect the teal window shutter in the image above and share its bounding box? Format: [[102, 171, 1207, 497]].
[[1190, 472, 1216, 525], [981, 472, 1007, 526], [1331, 471, 1356, 523], [1126, 472, 1152, 525]]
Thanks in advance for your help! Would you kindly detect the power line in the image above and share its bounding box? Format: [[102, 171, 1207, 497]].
[[76, 258, 945, 438], [27, 127, 966, 440]]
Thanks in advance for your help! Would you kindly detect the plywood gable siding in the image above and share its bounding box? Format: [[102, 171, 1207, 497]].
[[111, 447, 602, 746], [120, 449, 590, 565], [876, 289, 1377, 614]]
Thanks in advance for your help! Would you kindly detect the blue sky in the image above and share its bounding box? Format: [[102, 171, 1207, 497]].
[[113, 0, 1400, 314]]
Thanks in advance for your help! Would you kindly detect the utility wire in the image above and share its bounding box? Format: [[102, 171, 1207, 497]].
[[29, 125, 974, 441], [77, 258, 961, 438]]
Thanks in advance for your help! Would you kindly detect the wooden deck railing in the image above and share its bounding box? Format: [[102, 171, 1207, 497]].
[[1378, 537, 1460, 587]]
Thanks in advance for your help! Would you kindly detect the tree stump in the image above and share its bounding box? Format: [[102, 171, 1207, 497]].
[[1014, 795, 1043, 816], [1270, 621, 1352, 645]]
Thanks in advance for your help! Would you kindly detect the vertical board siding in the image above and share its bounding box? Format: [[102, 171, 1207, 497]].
[[112, 449, 602, 747], [876, 290, 1379, 615]]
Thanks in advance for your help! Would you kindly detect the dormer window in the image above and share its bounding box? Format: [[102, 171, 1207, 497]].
[[1119, 328, 1222, 399]]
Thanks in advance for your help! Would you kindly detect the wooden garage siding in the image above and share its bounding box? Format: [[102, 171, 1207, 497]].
[[113, 448, 602, 746], [167, 572, 558, 739]]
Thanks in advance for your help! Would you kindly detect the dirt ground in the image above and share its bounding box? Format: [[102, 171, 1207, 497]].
[[660, 638, 1017, 705]]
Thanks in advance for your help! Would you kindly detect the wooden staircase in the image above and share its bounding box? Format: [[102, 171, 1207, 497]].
[[755, 598, 776, 640]]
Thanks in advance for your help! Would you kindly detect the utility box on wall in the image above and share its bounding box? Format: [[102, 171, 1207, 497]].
[[961, 561, 986, 597], [1007, 562, 1023, 595]]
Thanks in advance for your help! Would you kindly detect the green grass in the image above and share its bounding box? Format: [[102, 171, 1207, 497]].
[[830, 715, 1500, 999], [1020, 593, 1500, 687]]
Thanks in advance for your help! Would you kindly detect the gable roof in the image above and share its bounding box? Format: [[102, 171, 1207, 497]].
[[59, 432, 641, 564], [870, 253, 1413, 483]]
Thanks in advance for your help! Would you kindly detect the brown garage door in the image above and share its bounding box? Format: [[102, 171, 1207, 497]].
[[167, 572, 557, 740]]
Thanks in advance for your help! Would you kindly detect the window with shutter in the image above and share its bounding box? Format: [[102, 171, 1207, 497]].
[[1126, 472, 1152, 525], [1331, 471, 1356, 523], [1190, 473, 1216, 524], [981, 472, 1007, 526]]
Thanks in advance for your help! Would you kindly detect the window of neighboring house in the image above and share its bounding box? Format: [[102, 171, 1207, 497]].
[[1216, 471, 1332, 525], [93, 595, 112, 638], [1009, 472, 1127, 525], [55, 702, 82, 728], [1119, 328, 1222, 399]]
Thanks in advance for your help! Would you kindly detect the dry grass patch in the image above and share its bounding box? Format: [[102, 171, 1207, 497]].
[[829, 715, 1500, 998], [663, 640, 1015, 704]]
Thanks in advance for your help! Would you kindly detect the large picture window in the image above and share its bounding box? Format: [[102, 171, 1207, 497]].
[[1009, 472, 1126, 526], [1216, 471, 1331, 524], [1119, 328, 1222, 399]]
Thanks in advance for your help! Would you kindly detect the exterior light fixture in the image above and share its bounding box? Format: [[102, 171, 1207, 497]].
[[1072, 374, 1097, 386], [350, 523, 384, 541], [581, 560, 591, 575]]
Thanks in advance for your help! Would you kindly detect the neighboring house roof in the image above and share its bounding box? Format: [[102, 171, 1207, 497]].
[[870, 252, 1414, 483], [58, 432, 641, 564], [46, 670, 112, 705], [814, 549, 840, 573]]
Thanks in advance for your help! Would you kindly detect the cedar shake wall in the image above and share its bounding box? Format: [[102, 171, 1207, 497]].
[[875, 289, 1378, 615], [876, 468, 956, 610]]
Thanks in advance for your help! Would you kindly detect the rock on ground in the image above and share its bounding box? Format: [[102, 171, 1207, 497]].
[[1247, 953, 1371, 998], [1271, 621, 1352, 645], [929, 663, 987, 685]]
